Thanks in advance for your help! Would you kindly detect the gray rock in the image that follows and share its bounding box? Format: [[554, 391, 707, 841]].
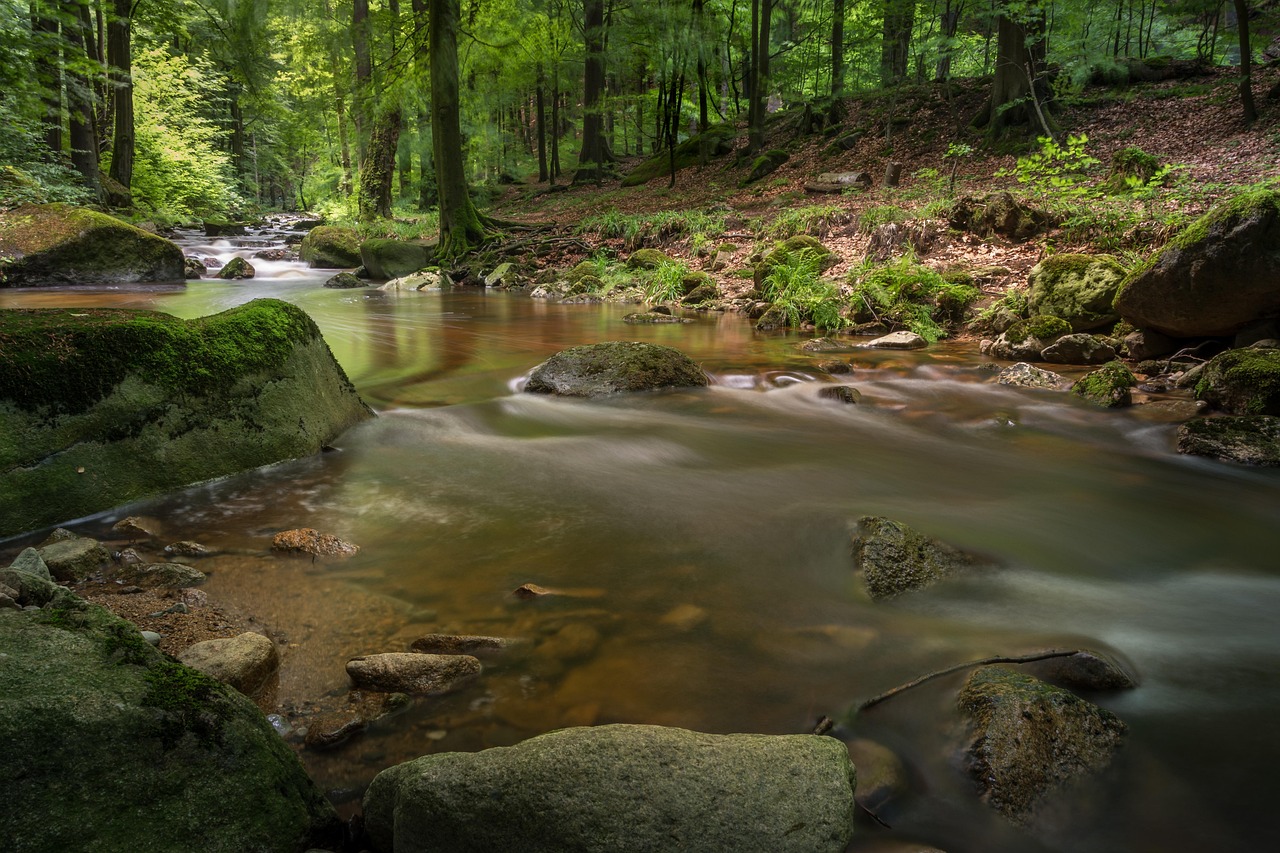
[[958, 666, 1126, 825], [9, 547, 52, 581], [1027, 254, 1126, 332], [363, 724, 856, 853], [865, 331, 927, 350], [1192, 347, 1280, 415], [409, 634, 513, 656], [800, 336, 854, 352], [323, 271, 366, 289], [1177, 415, 1280, 466], [37, 536, 111, 582], [1023, 649, 1138, 691], [0, 567, 57, 607], [484, 262, 514, 287], [178, 632, 279, 696], [140, 630, 162, 645], [215, 256, 255, 280], [165, 541, 213, 558], [345, 652, 481, 695], [1041, 333, 1117, 365], [116, 562, 206, 589], [1123, 328, 1177, 360], [523, 342, 708, 398], [852, 516, 991, 600], [996, 362, 1069, 390], [379, 270, 444, 291]]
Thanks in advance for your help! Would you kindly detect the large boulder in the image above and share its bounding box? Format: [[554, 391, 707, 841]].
[[957, 666, 1126, 825], [299, 225, 361, 268], [523, 342, 709, 398], [362, 724, 856, 853], [851, 516, 991, 599], [359, 238, 437, 280], [0, 203, 184, 286], [1114, 189, 1280, 337], [0, 299, 373, 538], [0, 585, 341, 852], [1177, 415, 1280, 466], [1027, 254, 1126, 331], [1193, 346, 1280, 415]]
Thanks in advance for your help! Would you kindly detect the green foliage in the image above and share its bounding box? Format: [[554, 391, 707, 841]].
[[643, 259, 692, 303], [578, 207, 725, 249], [760, 249, 849, 331], [764, 205, 848, 239], [850, 255, 979, 342], [999, 134, 1100, 197], [858, 205, 910, 231]]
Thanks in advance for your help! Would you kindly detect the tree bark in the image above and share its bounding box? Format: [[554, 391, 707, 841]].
[[974, 9, 1051, 139], [748, 0, 772, 153], [574, 0, 614, 183], [1234, 0, 1258, 123], [430, 0, 489, 255], [831, 0, 845, 101], [33, 2, 63, 157], [352, 0, 372, 166], [106, 0, 133, 198], [359, 104, 401, 221], [880, 0, 913, 87], [64, 0, 101, 197], [536, 66, 549, 182]]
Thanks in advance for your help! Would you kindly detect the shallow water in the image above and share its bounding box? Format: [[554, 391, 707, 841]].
[[3, 233, 1279, 852]]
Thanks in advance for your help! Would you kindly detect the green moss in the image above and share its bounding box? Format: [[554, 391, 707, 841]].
[[1195, 348, 1280, 415], [1006, 314, 1071, 342], [621, 124, 737, 187], [0, 298, 319, 415], [1105, 146, 1161, 193], [626, 248, 672, 270], [300, 225, 361, 267], [1071, 360, 1137, 408], [0, 203, 183, 285], [143, 660, 232, 748]]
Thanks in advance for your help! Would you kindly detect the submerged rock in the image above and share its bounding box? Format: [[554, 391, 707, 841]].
[[0, 587, 341, 852], [1041, 333, 1117, 365], [178, 632, 279, 696], [345, 652, 481, 695], [271, 528, 359, 558], [819, 385, 862, 404], [409, 633, 514, 656], [0, 300, 373, 538], [1177, 415, 1280, 466], [0, 203, 184, 285], [852, 516, 990, 600], [362, 724, 856, 853], [1023, 649, 1138, 691], [957, 665, 1126, 825], [523, 341, 709, 398]]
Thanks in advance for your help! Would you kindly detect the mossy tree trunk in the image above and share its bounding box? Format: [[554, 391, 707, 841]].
[[430, 0, 490, 256], [358, 103, 401, 222], [748, 0, 772, 154]]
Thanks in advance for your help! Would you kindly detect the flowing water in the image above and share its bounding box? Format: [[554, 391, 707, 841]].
[[3, 228, 1279, 852]]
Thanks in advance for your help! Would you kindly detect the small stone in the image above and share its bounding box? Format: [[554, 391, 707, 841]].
[[409, 634, 513, 656], [180, 588, 210, 608], [345, 653, 482, 695], [818, 386, 861, 404], [324, 271, 366, 289], [165, 541, 213, 558], [852, 516, 991, 600], [996, 362, 1070, 390], [116, 548, 144, 565], [514, 583, 552, 599], [864, 331, 927, 349], [271, 528, 359, 558], [111, 516, 156, 540], [8, 548, 52, 581], [178, 632, 279, 696], [304, 713, 367, 749], [140, 630, 162, 646], [535, 623, 601, 663], [659, 604, 708, 632]]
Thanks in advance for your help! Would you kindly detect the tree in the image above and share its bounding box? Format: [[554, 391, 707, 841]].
[[1233, 0, 1257, 123], [974, 2, 1053, 139], [107, 0, 136, 202], [880, 0, 913, 86], [573, 0, 614, 183]]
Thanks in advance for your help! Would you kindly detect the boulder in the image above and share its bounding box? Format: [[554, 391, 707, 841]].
[[851, 516, 990, 600], [1177, 415, 1280, 466], [0, 299, 373, 538], [8, 547, 52, 581], [183, 257, 205, 279], [299, 225, 361, 268], [1114, 189, 1280, 337], [990, 315, 1071, 360], [115, 562, 206, 589], [36, 534, 110, 582], [0, 588, 341, 852], [1071, 361, 1137, 408], [1193, 347, 1280, 415], [745, 149, 790, 184], [203, 220, 247, 237], [363, 724, 856, 853], [865, 331, 927, 350], [1023, 649, 1138, 691], [623, 311, 692, 325], [1027, 254, 1126, 331], [359, 237, 436, 280], [957, 666, 1126, 825], [1122, 328, 1177, 360], [805, 171, 872, 194], [0, 203, 184, 285], [681, 282, 720, 305], [846, 738, 907, 811], [1041, 333, 1117, 364], [626, 248, 671, 270], [215, 256, 255, 280], [324, 271, 366, 289], [948, 192, 1054, 241], [345, 652, 481, 694], [996, 362, 1069, 390], [523, 342, 709, 398], [178, 632, 279, 696]]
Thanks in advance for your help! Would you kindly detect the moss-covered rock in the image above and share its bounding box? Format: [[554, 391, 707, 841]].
[[299, 225, 361, 268], [681, 282, 720, 305], [1041, 333, 1117, 365], [1105, 146, 1162, 193], [1177, 415, 1280, 466], [625, 248, 672, 270], [621, 124, 738, 187], [1193, 347, 1280, 415], [0, 586, 341, 852], [948, 192, 1054, 241], [215, 256, 255, 280], [0, 299, 373, 538], [363, 724, 856, 853], [1114, 189, 1280, 337], [1027, 254, 1126, 331], [744, 149, 790, 184], [359, 237, 437, 280], [0, 203, 184, 286], [523, 342, 708, 398], [958, 666, 1126, 825], [851, 515, 991, 600], [1071, 360, 1137, 408], [753, 235, 834, 293], [990, 314, 1071, 360]]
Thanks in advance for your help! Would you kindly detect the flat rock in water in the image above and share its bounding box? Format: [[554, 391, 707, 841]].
[[410, 633, 514, 656], [1041, 333, 1117, 364], [1177, 415, 1280, 466], [800, 336, 854, 352], [271, 528, 359, 557], [346, 652, 481, 695], [116, 561, 206, 589], [996, 362, 1069, 390], [362, 724, 856, 853], [864, 331, 926, 349], [958, 666, 1126, 825], [852, 516, 990, 600], [178, 631, 280, 696], [523, 341, 709, 398]]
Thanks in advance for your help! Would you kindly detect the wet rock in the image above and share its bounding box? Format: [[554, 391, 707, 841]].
[[996, 362, 1069, 390], [300, 225, 361, 268], [8, 547, 52, 581], [957, 666, 1126, 825], [271, 528, 359, 558], [183, 256, 205, 279], [847, 738, 908, 811], [324, 271, 366, 289], [764, 624, 878, 663], [818, 386, 862, 404], [165, 540, 214, 558], [359, 237, 436, 280], [852, 516, 991, 600], [1027, 254, 1126, 332], [410, 634, 514, 656], [800, 336, 853, 353], [1123, 328, 1177, 360], [37, 534, 111, 582], [1041, 333, 1117, 365], [1071, 361, 1137, 408], [380, 269, 445, 291], [363, 724, 857, 853], [116, 561, 206, 589], [817, 359, 852, 374], [865, 331, 927, 349], [659, 603, 708, 632], [345, 652, 482, 695], [304, 713, 368, 750], [514, 582, 553, 599], [1130, 399, 1208, 423], [178, 632, 280, 697], [623, 311, 692, 324], [754, 303, 790, 331], [1023, 649, 1138, 691], [1177, 415, 1280, 466], [215, 256, 255, 280], [990, 315, 1071, 360], [111, 516, 157, 540], [523, 342, 709, 398], [253, 248, 294, 262], [1192, 347, 1280, 415]]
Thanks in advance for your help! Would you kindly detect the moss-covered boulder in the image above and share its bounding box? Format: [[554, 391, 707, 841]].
[[523, 342, 708, 398], [299, 225, 361, 268], [990, 314, 1071, 360], [948, 192, 1054, 241], [0, 584, 341, 852], [363, 724, 856, 853], [851, 516, 991, 600], [359, 237, 437, 280], [1071, 360, 1137, 408], [0, 203, 184, 286], [958, 666, 1126, 825], [1114, 189, 1280, 337], [1193, 346, 1280, 415], [744, 149, 790, 184], [625, 248, 671, 270], [1027, 254, 1126, 331], [215, 256, 255, 280], [0, 299, 373, 538], [621, 124, 737, 187], [1177, 415, 1280, 466], [753, 235, 834, 293]]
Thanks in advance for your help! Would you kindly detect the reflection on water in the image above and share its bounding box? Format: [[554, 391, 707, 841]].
[[3, 247, 1279, 852]]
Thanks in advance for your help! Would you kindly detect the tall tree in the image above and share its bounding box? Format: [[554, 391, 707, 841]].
[[1233, 0, 1257, 123], [974, 3, 1053, 139], [573, 0, 614, 183], [880, 0, 914, 86], [63, 0, 101, 197], [106, 0, 135, 200]]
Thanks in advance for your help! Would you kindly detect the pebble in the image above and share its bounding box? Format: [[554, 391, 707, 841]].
[[140, 631, 162, 646]]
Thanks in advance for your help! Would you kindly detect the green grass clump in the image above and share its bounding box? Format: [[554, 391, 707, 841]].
[[858, 205, 910, 232], [578, 207, 725, 249], [643, 259, 694, 303], [760, 249, 849, 331], [764, 204, 848, 239], [850, 255, 979, 342]]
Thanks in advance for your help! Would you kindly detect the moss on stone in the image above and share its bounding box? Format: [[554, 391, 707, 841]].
[[358, 237, 436, 279], [299, 225, 361, 268], [0, 203, 184, 285], [523, 341, 709, 397], [626, 248, 671, 270], [1071, 360, 1137, 408], [1028, 254, 1126, 332], [621, 124, 737, 187], [1194, 347, 1280, 415], [753, 235, 833, 292], [1005, 314, 1071, 343]]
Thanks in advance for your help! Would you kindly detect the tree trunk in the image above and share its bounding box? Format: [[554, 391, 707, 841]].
[[1234, 0, 1258, 123], [551, 78, 561, 181], [748, 0, 772, 153], [831, 0, 845, 102], [352, 0, 372, 166], [415, 105, 435, 210], [936, 1, 962, 81], [974, 10, 1051, 139], [431, 0, 488, 255], [359, 104, 401, 221], [64, 0, 101, 197], [396, 113, 413, 200], [33, 2, 63, 158], [880, 0, 913, 87], [106, 0, 133, 198], [574, 0, 614, 183], [536, 67, 549, 182]]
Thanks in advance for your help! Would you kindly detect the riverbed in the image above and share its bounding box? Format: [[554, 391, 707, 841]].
[[3, 233, 1278, 852]]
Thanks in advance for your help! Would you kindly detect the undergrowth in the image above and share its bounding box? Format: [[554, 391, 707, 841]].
[[760, 249, 849, 330], [849, 255, 979, 342]]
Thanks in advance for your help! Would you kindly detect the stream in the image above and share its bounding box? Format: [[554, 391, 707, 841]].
[[3, 225, 1279, 852]]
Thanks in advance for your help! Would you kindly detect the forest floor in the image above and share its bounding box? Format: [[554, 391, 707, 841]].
[[488, 68, 1280, 308]]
